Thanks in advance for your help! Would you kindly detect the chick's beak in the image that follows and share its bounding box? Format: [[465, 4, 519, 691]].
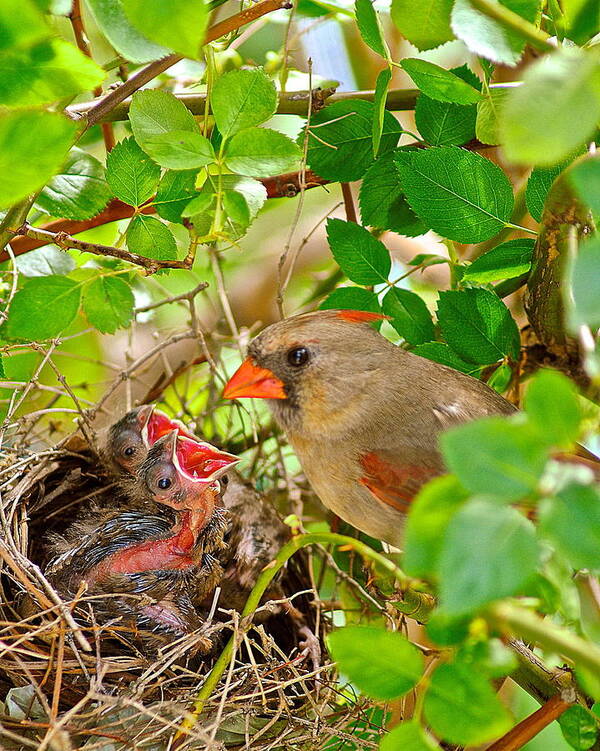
[[175, 438, 239, 481], [223, 357, 286, 400]]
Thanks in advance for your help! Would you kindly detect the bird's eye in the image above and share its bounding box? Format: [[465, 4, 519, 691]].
[[123, 446, 135, 457], [157, 477, 172, 490], [287, 346, 309, 367]]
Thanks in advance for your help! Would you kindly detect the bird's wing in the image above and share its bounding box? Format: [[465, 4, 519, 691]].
[[358, 450, 440, 513]]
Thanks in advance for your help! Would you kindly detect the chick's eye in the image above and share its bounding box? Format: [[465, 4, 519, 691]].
[[287, 346, 309, 367], [123, 446, 136, 457], [157, 477, 172, 490]]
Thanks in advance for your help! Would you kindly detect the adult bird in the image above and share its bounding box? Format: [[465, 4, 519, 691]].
[[222, 310, 523, 547]]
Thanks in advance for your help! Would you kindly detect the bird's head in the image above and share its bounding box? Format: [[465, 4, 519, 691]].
[[138, 429, 239, 519], [223, 310, 390, 436]]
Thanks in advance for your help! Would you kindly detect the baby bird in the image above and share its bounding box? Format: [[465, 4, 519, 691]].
[[46, 427, 238, 652]]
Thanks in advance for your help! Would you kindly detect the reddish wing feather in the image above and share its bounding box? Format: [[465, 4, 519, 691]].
[[359, 451, 437, 513]]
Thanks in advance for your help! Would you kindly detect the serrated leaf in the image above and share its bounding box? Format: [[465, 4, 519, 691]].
[[501, 47, 600, 165], [0, 110, 78, 209], [306, 99, 402, 181], [441, 417, 548, 501], [439, 500, 539, 614], [220, 175, 267, 219], [140, 129, 215, 170], [372, 68, 392, 157], [404, 475, 469, 578], [212, 69, 277, 138], [85, 0, 170, 63], [121, 0, 208, 59], [355, 0, 389, 58], [225, 127, 301, 177], [15, 246, 76, 277], [328, 626, 424, 700], [380, 721, 439, 751], [83, 276, 134, 334], [559, 705, 598, 751], [395, 147, 514, 244], [0, 38, 106, 107], [319, 286, 381, 313], [452, 0, 542, 66], [359, 152, 426, 236], [524, 369, 581, 447], [424, 662, 512, 745], [526, 158, 574, 222], [223, 190, 250, 228], [401, 59, 481, 105], [326, 218, 390, 284], [126, 215, 177, 260], [182, 190, 215, 218], [437, 288, 520, 364], [37, 148, 112, 221], [130, 90, 198, 141], [540, 484, 600, 571], [390, 0, 454, 50], [476, 88, 510, 146], [106, 137, 160, 207], [3, 276, 81, 341], [154, 170, 198, 223], [463, 238, 534, 283], [412, 342, 480, 375], [382, 287, 435, 345]]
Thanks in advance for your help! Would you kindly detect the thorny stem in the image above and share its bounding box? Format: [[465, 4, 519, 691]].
[[486, 695, 572, 751]]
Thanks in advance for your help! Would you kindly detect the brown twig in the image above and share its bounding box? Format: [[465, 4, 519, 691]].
[[82, 0, 293, 129], [486, 695, 571, 751], [341, 183, 357, 223]]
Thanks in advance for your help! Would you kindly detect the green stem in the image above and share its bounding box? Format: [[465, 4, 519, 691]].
[[488, 602, 600, 678], [0, 195, 37, 252], [175, 532, 412, 741], [467, 0, 554, 51]]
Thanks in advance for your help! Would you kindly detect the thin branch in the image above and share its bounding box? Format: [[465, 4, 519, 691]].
[[486, 695, 571, 751], [341, 183, 357, 223], [82, 0, 293, 128]]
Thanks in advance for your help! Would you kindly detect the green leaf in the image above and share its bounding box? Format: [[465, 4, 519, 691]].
[[3, 276, 81, 341], [390, 0, 454, 50], [382, 287, 435, 345], [83, 276, 134, 334], [476, 88, 510, 146], [212, 69, 277, 138], [564, 0, 600, 45], [441, 417, 548, 501], [526, 158, 574, 222], [140, 129, 215, 171], [451, 0, 542, 66], [463, 238, 534, 283], [130, 90, 198, 142], [395, 147, 514, 244], [404, 475, 469, 578], [326, 218, 390, 284], [37, 148, 112, 221], [319, 286, 381, 313], [415, 64, 480, 147], [355, 0, 389, 58], [567, 235, 600, 330], [106, 137, 160, 207], [327, 626, 424, 700], [524, 370, 581, 447], [182, 191, 215, 219], [225, 128, 301, 177], [359, 152, 426, 236], [439, 500, 539, 614], [400, 59, 481, 105], [380, 721, 439, 751], [0, 0, 49, 51], [372, 68, 392, 157], [220, 175, 267, 220], [0, 110, 77, 209], [0, 38, 105, 107], [15, 246, 75, 277], [437, 288, 520, 364], [121, 0, 208, 59], [501, 48, 600, 166], [154, 170, 198, 223], [306, 99, 402, 181], [412, 342, 480, 375], [569, 156, 600, 216], [424, 662, 512, 745], [223, 190, 250, 228], [126, 215, 177, 261], [540, 484, 600, 571], [86, 0, 170, 63], [559, 705, 598, 751]]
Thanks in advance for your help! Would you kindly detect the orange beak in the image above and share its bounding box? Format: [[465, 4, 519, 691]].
[[223, 357, 287, 400]]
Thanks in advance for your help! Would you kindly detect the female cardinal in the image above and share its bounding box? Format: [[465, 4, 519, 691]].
[[222, 310, 516, 546]]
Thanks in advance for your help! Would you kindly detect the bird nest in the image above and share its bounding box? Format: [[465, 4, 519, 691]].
[[0, 391, 384, 750]]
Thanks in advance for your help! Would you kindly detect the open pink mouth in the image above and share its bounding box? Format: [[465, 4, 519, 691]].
[[144, 409, 200, 445], [173, 436, 239, 482]]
